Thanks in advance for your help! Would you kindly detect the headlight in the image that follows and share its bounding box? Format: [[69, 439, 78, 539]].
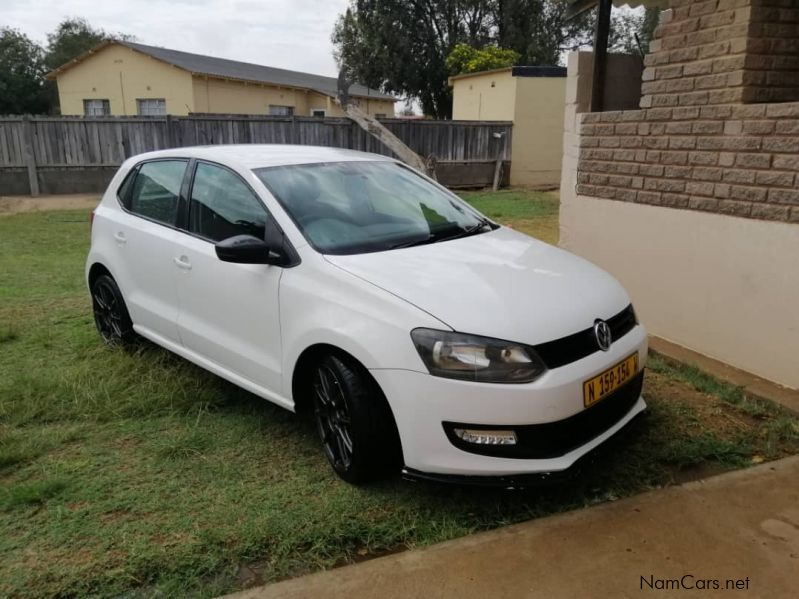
[[410, 328, 546, 383]]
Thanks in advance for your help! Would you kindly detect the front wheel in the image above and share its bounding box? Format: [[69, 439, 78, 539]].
[[91, 274, 137, 346], [312, 354, 402, 484]]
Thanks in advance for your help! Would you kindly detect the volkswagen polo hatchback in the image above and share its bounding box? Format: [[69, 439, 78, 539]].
[[87, 145, 647, 485]]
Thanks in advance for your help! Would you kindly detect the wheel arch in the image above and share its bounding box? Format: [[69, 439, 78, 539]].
[[87, 262, 113, 288], [290, 341, 405, 469]]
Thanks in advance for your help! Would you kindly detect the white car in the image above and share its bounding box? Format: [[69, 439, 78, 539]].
[[87, 145, 647, 485]]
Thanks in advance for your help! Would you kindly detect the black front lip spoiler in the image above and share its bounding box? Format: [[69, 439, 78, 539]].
[[400, 406, 646, 489]]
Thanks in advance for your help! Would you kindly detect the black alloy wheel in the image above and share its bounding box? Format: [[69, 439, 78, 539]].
[[91, 274, 135, 346], [310, 354, 402, 483], [313, 362, 355, 473]]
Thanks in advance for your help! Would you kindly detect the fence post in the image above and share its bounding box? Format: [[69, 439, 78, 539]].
[[165, 115, 175, 148], [21, 116, 40, 196]]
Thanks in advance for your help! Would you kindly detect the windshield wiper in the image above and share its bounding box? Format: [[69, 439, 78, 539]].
[[387, 218, 493, 250], [436, 218, 493, 242]]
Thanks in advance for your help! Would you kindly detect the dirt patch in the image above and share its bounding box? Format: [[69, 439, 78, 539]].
[[646, 370, 765, 437], [0, 194, 100, 215]]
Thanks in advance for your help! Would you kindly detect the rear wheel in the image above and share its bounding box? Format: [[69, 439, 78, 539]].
[[312, 354, 401, 483], [91, 274, 136, 346]]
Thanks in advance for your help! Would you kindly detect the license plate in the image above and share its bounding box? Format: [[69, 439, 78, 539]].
[[583, 353, 639, 408]]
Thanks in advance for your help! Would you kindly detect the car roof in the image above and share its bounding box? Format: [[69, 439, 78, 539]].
[[129, 145, 396, 169]]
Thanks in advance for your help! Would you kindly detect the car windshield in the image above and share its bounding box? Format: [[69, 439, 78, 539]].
[[254, 161, 492, 255]]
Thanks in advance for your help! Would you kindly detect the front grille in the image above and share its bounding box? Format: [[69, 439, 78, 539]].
[[443, 370, 644, 459], [534, 304, 637, 369]]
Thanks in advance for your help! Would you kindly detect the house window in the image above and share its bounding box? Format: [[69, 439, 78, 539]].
[[83, 99, 110, 116], [269, 105, 294, 116], [374, 113, 387, 119], [311, 109, 326, 117], [136, 98, 166, 116]]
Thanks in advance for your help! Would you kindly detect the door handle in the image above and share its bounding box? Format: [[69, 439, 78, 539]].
[[113, 232, 127, 244], [173, 256, 192, 271]]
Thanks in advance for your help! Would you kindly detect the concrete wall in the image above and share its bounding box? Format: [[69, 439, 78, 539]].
[[559, 0, 799, 390], [451, 70, 517, 121], [510, 77, 566, 187], [451, 69, 568, 187], [560, 194, 799, 390], [56, 44, 195, 116]]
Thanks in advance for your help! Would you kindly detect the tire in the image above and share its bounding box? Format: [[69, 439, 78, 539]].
[[311, 354, 402, 483], [90, 274, 137, 347]]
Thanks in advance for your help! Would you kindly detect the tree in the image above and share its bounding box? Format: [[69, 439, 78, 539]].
[[0, 28, 48, 115], [333, 1, 661, 118], [446, 43, 519, 75], [44, 18, 115, 72], [333, 1, 593, 118], [333, 1, 495, 119]]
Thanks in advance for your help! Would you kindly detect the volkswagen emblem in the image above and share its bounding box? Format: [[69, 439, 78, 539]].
[[594, 320, 612, 351]]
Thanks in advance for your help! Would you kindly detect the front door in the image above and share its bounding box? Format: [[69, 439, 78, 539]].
[[174, 161, 284, 395]]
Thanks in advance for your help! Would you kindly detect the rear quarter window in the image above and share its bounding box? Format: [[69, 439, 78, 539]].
[[126, 160, 187, 226]]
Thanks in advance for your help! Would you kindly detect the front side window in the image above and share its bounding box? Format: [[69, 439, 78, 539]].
[[189, 162, 267, 242], [127, 160, 187, 225], [255, 161, 490, 255], [268, 105, 294, 116], [83, 99, 110, 116], [311, 109, 326, 117], [137, 98, 166, 116]]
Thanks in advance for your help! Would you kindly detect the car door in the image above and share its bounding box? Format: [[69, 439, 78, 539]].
[[174, 160, 284, 394], [112, 159, 187, 343]]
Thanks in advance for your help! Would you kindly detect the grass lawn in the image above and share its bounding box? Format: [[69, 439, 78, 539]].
[[459, 189, 560, 245], [1, 190, 797, 597]]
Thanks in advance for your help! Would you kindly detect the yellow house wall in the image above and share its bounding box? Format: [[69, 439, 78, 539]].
[[190, 77, 394, 116], [451, 71, 516, 121], [510, 77, 566, 187], [55, 44, 194, 115], [192, 76, 312, 114]]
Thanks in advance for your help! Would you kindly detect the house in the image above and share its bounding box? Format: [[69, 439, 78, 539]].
[[449, 66, 567, 187], [46, 41, 396, 118], [559, 0, 799, 389]]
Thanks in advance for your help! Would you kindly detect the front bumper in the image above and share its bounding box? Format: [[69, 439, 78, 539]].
[[370, 324, 648, 477]]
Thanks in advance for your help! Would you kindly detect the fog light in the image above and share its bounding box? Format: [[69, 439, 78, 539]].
[[453, 428, 517, 445]]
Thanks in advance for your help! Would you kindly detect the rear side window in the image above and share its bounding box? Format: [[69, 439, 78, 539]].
[[127, 160, 187, 225], [188, 162, 267, 242]]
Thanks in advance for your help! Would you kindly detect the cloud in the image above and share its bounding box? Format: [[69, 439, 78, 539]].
[[2, 0, 350, 76]]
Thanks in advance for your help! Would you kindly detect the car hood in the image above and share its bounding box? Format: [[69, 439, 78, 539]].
[[324, 227, 631, 346]]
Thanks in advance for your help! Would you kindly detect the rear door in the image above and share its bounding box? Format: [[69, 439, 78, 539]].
[[111, 159, 187, 343], [174, 161, 284, 394]]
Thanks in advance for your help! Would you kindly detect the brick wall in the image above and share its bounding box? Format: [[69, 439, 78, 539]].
[[641, 0, 799, 109], [574, 0, 799, 224], [576, 102, 799, 223]]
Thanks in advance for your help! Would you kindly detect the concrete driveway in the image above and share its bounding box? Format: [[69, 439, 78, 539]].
[[227, 457, 799, 599]]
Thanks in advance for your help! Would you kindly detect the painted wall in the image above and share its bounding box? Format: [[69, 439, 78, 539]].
[[560, 195, 799, 390], [55, 43, 395, 117], [451, 70, 565, 187], [191, 76, 312, 115], [451, 70, 516, 121], [55, 45, 195, 116], [510, 77, 566, 187], [559, 50, 799, 390], [190, 77, 395, 117]]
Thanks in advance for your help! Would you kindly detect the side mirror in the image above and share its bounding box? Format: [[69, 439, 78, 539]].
[[215, 235, 283, 265]]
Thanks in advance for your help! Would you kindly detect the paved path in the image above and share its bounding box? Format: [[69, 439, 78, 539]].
[[226, 457, 799, 599]]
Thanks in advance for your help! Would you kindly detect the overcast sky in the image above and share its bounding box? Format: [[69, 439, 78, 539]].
[[3, 0, 350, 77]]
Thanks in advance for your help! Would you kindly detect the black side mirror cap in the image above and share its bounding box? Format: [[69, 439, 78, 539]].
[[215, 235, 281, 265]]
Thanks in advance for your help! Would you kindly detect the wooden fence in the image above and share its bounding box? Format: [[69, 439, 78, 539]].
[[0, 115, 512, 195]]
